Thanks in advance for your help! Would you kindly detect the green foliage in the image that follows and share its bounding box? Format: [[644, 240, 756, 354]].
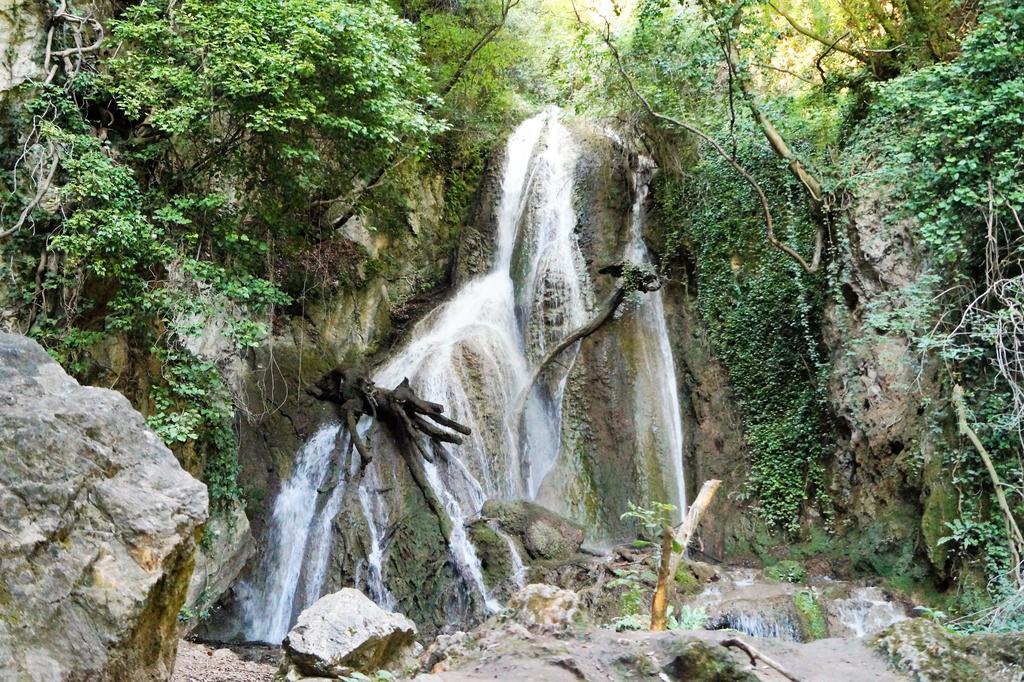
[[178, 589, 215, 624], [765, 559, 808, 583], [873, 0, 1024, 268], [621, 500, 677, 531], [792, 590, 828, 640], [667, 604, 708, 630], [653, 134, 832, 532], [607, 567, 649, 617], [110, 0, 442, 196], [609, 612, 649, 631]]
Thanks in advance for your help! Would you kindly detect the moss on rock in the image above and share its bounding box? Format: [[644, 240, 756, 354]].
[[659, 640, 760, 681], [792, 590, 828, 641], [765, 560, 807, 583], [467, 521, 514, 592], [873, 618, 1024, 681]]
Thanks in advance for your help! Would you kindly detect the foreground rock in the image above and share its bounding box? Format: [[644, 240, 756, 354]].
[[0, 333, 209, 680], [873, 618, 1024, 681], [278, 589, 418, 680], [420, 620, 901, 681]]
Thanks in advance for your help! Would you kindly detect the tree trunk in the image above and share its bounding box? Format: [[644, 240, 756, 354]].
[[649, 479, 722, 630]]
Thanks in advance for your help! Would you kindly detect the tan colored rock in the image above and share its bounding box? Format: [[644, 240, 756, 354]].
[[506, 583, 580, 629]]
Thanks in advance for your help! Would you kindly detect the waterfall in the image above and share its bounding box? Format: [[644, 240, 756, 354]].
[[357, 464, 397, 610], [236, 425, 350, 642], [237, 108, 688, 639], [625, 161, 688, 516]]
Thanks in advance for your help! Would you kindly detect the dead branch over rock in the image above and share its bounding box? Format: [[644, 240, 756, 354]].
[[509, 261, 660, 440], [308, 367, 472, 539]]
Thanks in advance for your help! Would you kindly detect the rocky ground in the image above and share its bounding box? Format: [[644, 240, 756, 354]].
[[172, 627, 899, 681], [172, 641, 278, 682], [420, 624, 901, 681]]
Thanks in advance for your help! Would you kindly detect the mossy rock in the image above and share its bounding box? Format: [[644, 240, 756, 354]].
[[467, 520, 515, 592], [765, 560, 807, 583], [673, 562, 706, 597], [792, 590, 828, 641], [873, 618, 1024, 681], [481, 499, 584, 561], [659, 640, 759, 681]]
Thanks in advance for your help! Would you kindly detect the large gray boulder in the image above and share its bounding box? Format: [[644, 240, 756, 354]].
[[279, 589, 417, 680], [0, 333, 208, 681]]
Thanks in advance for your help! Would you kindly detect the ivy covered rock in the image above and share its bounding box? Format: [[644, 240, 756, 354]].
[[0, 332, 208, 680], [873, 618, 1024, 681]]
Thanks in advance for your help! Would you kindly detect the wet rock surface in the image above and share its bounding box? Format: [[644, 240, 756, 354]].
[[873, 618, 1024, 681], [279, 589, 418, 679], [0, 332, 209, 681], [506, 583, 581, 629], [419, 619, 901, 681], [482, 499, 585, 561], [183, 503, 254, 634]]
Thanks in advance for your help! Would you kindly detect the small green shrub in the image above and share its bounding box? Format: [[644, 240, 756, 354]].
[[765, 560, 807, 583]]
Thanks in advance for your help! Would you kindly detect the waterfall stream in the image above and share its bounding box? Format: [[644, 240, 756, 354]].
[[237, 108, 688, 641]]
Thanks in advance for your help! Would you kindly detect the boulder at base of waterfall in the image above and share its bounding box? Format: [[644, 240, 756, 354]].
[[0, 332, 209, 681], [279, 589, 418, 680], [506, 583, 580, 629], [481, 499, 584, 561]]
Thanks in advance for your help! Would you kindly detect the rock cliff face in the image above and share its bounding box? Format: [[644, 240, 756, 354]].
[[0, 333, 208, 681], [0, 0, 46, 96]]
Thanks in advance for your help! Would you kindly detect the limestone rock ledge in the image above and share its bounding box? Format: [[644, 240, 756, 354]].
[[0, 332, 208, 681]]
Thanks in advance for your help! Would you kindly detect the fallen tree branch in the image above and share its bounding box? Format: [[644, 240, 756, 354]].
[[720, 637, 802, 681], [309, 367, 473, 542], [508, 261, 660, 449]]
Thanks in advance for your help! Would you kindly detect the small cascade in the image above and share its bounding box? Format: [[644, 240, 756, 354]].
[[237, 425, 349, 642], [829, 587, 907, 637], [624, 160, 688, 516], [708, 611, 803, 642], [494, 525, 528, 588]]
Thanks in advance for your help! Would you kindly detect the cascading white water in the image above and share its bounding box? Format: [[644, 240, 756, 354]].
[[625, 162, 688, 516], [357, 464, 397, 610], [238, 108, 689, 638], [829, 587, 907, 637], [236, 425, 349, 642], [365, 108, 556, 611]]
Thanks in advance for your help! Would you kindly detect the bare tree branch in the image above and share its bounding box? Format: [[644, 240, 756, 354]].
[[590, 16, 823, 273]]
